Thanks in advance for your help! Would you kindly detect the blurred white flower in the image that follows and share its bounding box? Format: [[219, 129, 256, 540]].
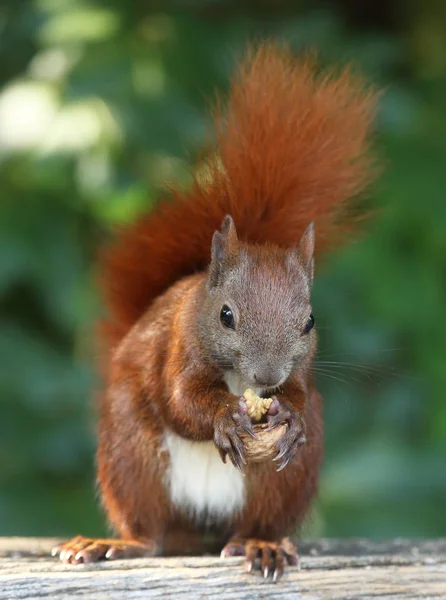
[[0, 81, 121, 155], [0, 82, 58, 151], [29, 48, 82, 81], [41, 102, 102, 152], [41, 98, 121, 153]]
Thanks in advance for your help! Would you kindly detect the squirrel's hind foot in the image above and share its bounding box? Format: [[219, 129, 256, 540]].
[[221, 536, 299, 582], [51, 536, 157, 564]]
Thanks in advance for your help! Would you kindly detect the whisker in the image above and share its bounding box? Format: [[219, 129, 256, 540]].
[[310, 369, 353, 389], [315, 361, 385, 381], [316, 359, 393, 370], [316, 347, 403, 359], [314, 360, 417, 382], [311, 367, 362, 385]]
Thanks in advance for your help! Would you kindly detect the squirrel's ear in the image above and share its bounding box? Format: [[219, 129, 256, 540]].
[[297, 222, 315, 282], [209, 215, 239, 289]]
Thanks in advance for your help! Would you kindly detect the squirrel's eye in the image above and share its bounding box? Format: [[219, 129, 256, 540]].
[[304, 313, 315, 334], [220, 305, 235, 329]]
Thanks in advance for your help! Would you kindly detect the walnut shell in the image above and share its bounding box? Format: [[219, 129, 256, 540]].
[[240, 423, 287, 463]]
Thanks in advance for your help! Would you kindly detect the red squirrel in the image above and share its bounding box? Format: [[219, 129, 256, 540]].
[[53, 44, 377, 580]]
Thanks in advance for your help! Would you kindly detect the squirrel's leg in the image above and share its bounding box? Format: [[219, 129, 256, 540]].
[[164, 368, 256, 468], [221, 387, 322, 580], [53, 380, 170, 564]]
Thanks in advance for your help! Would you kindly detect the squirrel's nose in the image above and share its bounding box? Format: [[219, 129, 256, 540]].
[[253, 372, 281, 388]]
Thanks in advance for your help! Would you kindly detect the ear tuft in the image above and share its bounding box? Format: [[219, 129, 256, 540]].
[[221, 214, 238, 249], [221, 215, 234, 235], [208, 215, 239, 289], [298, 222, 315, 281], [211, 231, 225, 264]]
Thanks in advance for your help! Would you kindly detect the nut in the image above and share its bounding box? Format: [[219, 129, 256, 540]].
[[240, 388, 285, 463], [243, 388, 273, 421], [240, 423, 287, 463]]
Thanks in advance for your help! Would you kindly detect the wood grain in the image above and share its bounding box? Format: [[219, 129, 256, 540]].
[[0, 538, 445, 599]]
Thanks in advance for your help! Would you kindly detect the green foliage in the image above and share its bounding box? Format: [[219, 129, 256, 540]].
[[0, 0, 445, 538]]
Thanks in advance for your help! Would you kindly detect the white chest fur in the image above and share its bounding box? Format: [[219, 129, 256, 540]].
[[164, 431, 245, 523], [163, 371, 262, 523]]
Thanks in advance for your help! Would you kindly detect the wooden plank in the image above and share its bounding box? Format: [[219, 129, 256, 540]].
[[0, 538, 445, 599]]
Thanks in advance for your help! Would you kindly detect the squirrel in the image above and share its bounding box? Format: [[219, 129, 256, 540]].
[[52, 43, 377, 580]]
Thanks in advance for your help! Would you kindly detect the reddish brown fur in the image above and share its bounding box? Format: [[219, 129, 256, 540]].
[[100, 43, 377, 350], [54, 43, 377, 572], [96, 270, 322, 554]]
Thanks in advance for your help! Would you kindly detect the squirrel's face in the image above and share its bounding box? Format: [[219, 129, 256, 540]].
[[200, 216, 316, 391]]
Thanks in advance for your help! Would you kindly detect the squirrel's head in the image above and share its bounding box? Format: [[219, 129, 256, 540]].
[[200, 215, 316, 391]]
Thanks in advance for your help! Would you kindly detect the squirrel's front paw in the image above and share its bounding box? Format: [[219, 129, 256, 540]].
[[214, 398, 256, 471], [267, 399, 306, 471]]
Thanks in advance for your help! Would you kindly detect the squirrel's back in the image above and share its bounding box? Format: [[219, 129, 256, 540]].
[[100, 43, 377, 350]]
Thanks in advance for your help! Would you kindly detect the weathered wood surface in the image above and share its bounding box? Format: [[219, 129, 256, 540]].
[[0, 537, 445, 599]]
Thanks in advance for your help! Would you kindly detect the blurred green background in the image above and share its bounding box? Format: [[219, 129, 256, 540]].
[[1, 0, 445, 540]]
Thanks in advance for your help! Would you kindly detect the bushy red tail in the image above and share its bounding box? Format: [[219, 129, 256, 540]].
[[100, 43, 378, 349]]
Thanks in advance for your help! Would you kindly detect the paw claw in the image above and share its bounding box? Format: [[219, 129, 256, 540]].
[[273, 447, 287, 462], [276, 457, 291, 472], [229, 454, 244, 472], [242, 538, 298, 580], [214, 401, 251, 470], [243, 424, 257, 439]]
